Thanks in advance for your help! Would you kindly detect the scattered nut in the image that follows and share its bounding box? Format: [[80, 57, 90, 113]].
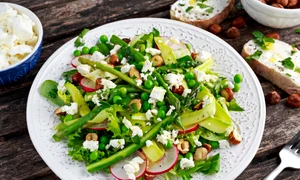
[[86, 133, 98, 141], [144, 173, 155, 180], [203, 143, 212, 153], [271, 3, 284, 8], [228, 130, 242, 145], [151, 55, 164, 67], [232, 16, 246, 28], [220, 88, 234, 102], [266, 32, 280, 40], [72, 72, 83, 85], [287, 0, 298, 7], [172, 85, 184, 95], [95, 78, 104, 90], [226, 27, 240, 39], [260, 0, 267, 3], [109, 54, 120, 65], [177, 139, 190, 154], [193, 102, 203, 110], [275, 0, 289, 6], [209, 24, 222, 34], [129, 99, 142, 111], [54, 107, 65, 116], [194, 147, 208, 161], [122, 38, 131, 44], [129, 67, 141, 80], [191, 52, 198, 60], [265, 90, 281, 105], [287, 94, 300, 108]]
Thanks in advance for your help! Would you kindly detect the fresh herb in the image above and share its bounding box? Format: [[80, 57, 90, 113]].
[[205, 7, 214, 13], [246, 50, 262, 61], [62, 69, 78, 81], [296, 29, 300, 34], [40, 80, 65, 106], [79, 28, 89, 38], [291, 44, 297, 55], [281, 57, 294, 70], [295, 67, 300, 73], [252, 31, 274, 49], [197, 3, 214, 13], [186, 6, 194, 12], [235, 2, 244, 10], [228, 99, 245, 111], [179, 3, 185, 6], [286, 73, 292, 77], [74, 37, 84, 47], [197, 0, 207, 3]]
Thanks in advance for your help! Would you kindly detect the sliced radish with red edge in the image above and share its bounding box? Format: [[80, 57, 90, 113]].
[[146, 145, 178, 175], [71, 55, 91, 68], [80, 78, 96, 92], [110, 151, 147, 180], [178, 124, 199, 134]]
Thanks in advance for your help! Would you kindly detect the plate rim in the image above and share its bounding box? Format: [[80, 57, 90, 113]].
[[27, 17, 266, 180]]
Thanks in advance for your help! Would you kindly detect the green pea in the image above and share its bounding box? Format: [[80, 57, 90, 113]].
[[153, 80, 159, 87], [147, 75, 154, 80], [164, 140, 173, 149], [144, 79, 154, 89], [142, 101, 151, 111], [188, 79, 197, 88], [73, 50, 81, 57], [178, 154, 184, 161], [209, 141, 219, 149], [234, 74, 243, 83], [185, 152, 193, 159], [158, 109, 166, 119], [90, 151, 98, 160], [192, 99, 199, 106], [233, 83, 240, 92], [118, 87, 127, 96], [117, 53, 123, 61], [156, 101, 165, 107], [113, 95, 122, 104], [141, 92, 150, 101], [136, 61, 144, 71], [159, 105, 167, 112], [82, 47, 90, 55], [100, 136, 109, 145], [100, 35, 108, 43], [121, 125, 129, 133], [89, 46, 99, 54], [64, 114, 73, 122], [99, 143, 106, 151], [185, 72, 195, 80]]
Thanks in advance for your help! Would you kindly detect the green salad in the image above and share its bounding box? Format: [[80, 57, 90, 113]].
[[40, 28, 244, 180]]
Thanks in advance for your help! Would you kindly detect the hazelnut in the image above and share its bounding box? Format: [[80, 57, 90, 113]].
[[265, 91, 281, 105], [191, 52, 198, 60], [209, 24, 222, 34], [232, 16, 246, 29], [260, 0, 266, 3], [109, 54, 120, 65], [129, 99, 142, 111], [226, 27, 240, 39], [271, 3, 284, 8], [151, 55, 164, 67], [275, 0, 289, 6], [203, 143, 212, 153], [220, 88, 234, 102], [72, 72, 84, 85], [86, 133, 98, 141], [129, 67, 141, 80], [122, 38, 131, 44], [172, 85, 184, 95], [54, 107, 66, 116], [194, 147, 208, 161], [287, 0, 298, 7], [266, 32, 280, 40], [228, 130, 242, 145], [95, 78, 104, 90], [287, 94, 300, 108], [265, 0, 272, 2], [177, 139, 190, 154], [193, 102, 203, 110]]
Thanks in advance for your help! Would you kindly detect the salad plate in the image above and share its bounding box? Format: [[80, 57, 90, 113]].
[[27, 18, 266, 180]]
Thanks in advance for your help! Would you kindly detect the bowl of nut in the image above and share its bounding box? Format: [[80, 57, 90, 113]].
[[241, 0, 300, 28]]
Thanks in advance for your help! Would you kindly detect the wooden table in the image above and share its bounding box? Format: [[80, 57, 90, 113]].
[[1, 0, 300, 179]]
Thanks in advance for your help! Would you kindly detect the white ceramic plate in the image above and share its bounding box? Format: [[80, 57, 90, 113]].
[[27, 18, 266, 180]]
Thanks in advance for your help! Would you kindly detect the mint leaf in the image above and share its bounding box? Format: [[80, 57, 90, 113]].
[[281, 57, 294, 70], [296, 29, 300, 34], [252, 31, 274, 49], [246, 50, 262, 61], [186, 6, 193, 12]]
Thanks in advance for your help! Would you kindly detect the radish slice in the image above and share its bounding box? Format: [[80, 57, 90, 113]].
[[71, 55, 91, 68], [80, 78, 96, 92], [178, 124, 199, 134], [110, 151, 147, 180], [146, 145, 178, 175]]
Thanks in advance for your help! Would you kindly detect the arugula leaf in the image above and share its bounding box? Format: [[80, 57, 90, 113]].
[[281, 57, 294, 70], [79, 28, 89, 38], [228, 99, 244, 111], [40, 80, 65, 106], [74, 37, 84, 47], [296, 29, 300, 34], [246, 50, 262, 61], [152, 28, 160, 37], [252, 31, 274, 49], [186, 6, 194, 12]]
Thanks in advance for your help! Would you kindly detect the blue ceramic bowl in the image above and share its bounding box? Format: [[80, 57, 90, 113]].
[[0, 3, 43, 85]]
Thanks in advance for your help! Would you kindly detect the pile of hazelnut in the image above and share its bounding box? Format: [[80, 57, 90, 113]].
[[260, 0, 300, 9], [265, 90, 300, 108]]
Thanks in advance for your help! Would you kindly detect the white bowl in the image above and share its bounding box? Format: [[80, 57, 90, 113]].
[[241, 0, 300, 29]]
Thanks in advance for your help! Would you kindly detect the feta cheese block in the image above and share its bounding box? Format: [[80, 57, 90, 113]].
[[170, 0, 235, 29], [242, 39, 300, 95]]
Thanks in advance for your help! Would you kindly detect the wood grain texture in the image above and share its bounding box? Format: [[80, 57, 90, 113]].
[[1, 0, 300, 179]]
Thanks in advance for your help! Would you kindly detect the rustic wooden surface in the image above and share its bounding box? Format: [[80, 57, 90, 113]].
[[1, 0, 300, 179]]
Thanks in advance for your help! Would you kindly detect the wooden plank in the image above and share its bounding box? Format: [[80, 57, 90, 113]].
[[6, 0, 74, 11]]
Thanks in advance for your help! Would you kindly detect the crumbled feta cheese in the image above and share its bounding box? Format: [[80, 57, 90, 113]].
[[91, 51, 105, 62], [195, 51, 211, 63], [182, 88, 191, 97], [122, 117, 132, 129], [150, 86, 166, 102], [120, 57, 128, 65], [157, 118, 162, 122], [228, 81, 234, 89], [135, 79, 143, 86], [194, 139, 202, 147], [92, 94, 100, 106], [121, 63, 132, 73], [61, 102, 78, 115], [151, 109, 158, 115], [77, 64, 91, 75], [148, 98, 157, 105], [141, 59, 154, 73], [101, 79, 117, 89], [174, 139, 180, 145], [166, 105, 175, 116], [141, 73, 149, 81], [107, 139, 125, 149], [145, 48, 161, 56], [146, 140, 153, 147], [110, 44, 121, 55], [83, 140, 99, 152], [124, 157, 145, 180], [130, 126, 143, 137], [202, 95, 213, 108], [194, 70, 218, 83], [124, 164, 136, 180], [219, 140, 230, 149], [146, 122, 151, 126], [8, 44, 32, 56], [164, 73, 184, 88], [145, 110, 153, 120], [57, 79, 66, 93], [171, 130, 178, 139], [180, 158, 195, 169], [156, 130, 177, 145]]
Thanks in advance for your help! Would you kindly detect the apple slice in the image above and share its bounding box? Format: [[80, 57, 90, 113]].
[[71, 55, 91, 68], [80, 78, 96, 92], [146, 145, 178, 175], [110, 151, 147, 180], [178, 124, 199, 134]]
